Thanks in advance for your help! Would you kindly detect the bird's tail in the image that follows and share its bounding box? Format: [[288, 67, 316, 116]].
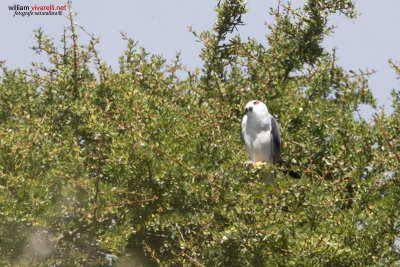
[[277, 159, 301, 179]]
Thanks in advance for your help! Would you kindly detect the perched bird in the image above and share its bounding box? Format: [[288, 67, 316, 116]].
[[241, 100, 299, 181]]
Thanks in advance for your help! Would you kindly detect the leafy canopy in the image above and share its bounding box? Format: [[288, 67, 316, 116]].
[[0, 0, 399, 266]]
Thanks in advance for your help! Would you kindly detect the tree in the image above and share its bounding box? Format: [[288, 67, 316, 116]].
[[0, 0, 399, 265]]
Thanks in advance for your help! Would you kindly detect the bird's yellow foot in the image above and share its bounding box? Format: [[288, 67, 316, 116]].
[[253, 161, 266, 167]]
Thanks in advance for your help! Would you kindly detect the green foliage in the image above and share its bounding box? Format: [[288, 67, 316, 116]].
[[0, 1, 399, 266]]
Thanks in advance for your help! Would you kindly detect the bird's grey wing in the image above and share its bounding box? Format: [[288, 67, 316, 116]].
[[270, 116, 282, 164]]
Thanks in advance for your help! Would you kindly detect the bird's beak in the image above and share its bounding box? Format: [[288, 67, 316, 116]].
[[245, 107, 252, 114]]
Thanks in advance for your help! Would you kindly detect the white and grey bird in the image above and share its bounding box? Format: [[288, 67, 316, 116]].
[[241, 100, 282, 165], [241, 100, 282, 182], [241, 100, 300, 181]]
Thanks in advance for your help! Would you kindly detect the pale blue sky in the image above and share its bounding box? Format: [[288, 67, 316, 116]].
[[1, 0, 399, 117]]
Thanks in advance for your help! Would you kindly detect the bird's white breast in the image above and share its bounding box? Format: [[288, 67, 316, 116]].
[[242, 115, 274, 163]]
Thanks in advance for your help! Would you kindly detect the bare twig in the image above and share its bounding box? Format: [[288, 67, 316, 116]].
[[106, 197, 157, 207], [170, 219, 212, 264], [144, 242, 161, 264]]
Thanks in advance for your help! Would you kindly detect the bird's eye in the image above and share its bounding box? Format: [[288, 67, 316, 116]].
[[253, 101, 259, 105]]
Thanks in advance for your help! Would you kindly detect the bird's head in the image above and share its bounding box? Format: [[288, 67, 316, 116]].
[[244, 100, 268, 117]]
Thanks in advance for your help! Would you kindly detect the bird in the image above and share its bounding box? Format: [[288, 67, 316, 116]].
[[241, 100, 299, 182]]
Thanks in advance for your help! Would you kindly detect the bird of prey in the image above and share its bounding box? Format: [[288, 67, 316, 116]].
[[241, 100, 299, 182], [241, 100, 282, 167]]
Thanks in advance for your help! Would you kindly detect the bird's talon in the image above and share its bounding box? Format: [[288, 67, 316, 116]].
[[253, 161, 267, 167], [243, 161, 253, 168]]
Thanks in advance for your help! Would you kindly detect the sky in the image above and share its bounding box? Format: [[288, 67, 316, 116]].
[[1, 0, 399, 118]]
